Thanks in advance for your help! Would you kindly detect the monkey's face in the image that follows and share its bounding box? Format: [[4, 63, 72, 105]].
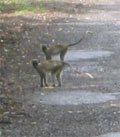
[[32, 60, 38, 68], [42, 46, 47, 52]]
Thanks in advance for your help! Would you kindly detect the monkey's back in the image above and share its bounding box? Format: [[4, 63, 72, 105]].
[[40, 60, 65, 73], [48, 45, 67, 55]]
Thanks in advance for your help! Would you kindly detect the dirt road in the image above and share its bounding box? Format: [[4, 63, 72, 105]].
[[1, 0, 120, 137]]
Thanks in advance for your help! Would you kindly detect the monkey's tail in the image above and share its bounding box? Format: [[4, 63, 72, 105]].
[[67, 35, 85, 47], [63, 62, 70, 67]]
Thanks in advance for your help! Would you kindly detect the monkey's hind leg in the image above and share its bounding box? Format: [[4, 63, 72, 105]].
[[56, 73, 62, 87]]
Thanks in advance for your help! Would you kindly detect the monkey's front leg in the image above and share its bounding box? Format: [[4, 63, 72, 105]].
[[40, 76, 44, 87], [43, 74, 48, 87]]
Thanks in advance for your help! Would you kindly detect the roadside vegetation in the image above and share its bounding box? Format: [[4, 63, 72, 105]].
[[0, 0, 97, 128], [0, 0, 57, 15], [0, 0, 97, 16]]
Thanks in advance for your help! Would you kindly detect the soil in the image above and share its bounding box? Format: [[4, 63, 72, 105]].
[[1, 0, 120, 137]]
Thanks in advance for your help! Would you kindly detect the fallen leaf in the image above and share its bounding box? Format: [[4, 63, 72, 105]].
[[44, 86, 54, 89], [52, 39, 55, 43], [43, 16, 46, 20], [85, 73, 94, 79], [4, 48, 8, 53], [110, 103, 118, 107], [31, 122, 37, 125], [68, 111, 73, 114], [85, 17, 91, 20], [41, 93, 44, 95], [48, 72, 52, 75], [58, 28, 63, 31], [86, 30, 94, 35], [76, 111, 82, 113], [32, 105, 36, 109]]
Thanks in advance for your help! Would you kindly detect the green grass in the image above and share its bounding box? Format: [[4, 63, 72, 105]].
[[15, 3, 37, 15], [0, 0, 55, 15]]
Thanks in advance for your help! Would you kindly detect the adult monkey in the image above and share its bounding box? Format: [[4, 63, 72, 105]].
[[32, 60, 69, 87], [42, 35, 85, 61]]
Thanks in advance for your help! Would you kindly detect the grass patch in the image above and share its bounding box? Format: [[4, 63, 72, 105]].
[[15, 3, 37, 15], [0, 0, 54, 15]]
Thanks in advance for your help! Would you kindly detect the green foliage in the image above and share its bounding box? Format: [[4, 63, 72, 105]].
[[0, 0, 52, 15]]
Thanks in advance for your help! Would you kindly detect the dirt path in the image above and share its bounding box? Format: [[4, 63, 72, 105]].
[[1, 0, 120, 137]]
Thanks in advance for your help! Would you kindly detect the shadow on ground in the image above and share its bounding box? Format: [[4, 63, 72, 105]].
[[0, 0, 120, 16], [1, 1, 120, 136]]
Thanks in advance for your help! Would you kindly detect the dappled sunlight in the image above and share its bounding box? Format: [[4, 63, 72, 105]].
[[1, 0, 120, 136], [32, 90, 117, 105]]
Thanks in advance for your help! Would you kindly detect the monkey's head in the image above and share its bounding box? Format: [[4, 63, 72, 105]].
[[42, 46, 47, 52], [32, 60, 38, 68]]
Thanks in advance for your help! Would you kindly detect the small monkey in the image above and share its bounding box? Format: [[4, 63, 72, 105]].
[[42, 36, 85, 61], [32, 60, 69, 87]]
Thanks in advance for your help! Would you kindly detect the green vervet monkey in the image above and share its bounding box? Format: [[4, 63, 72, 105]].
[[42, 36, 85, 61], [32, 60, 69, 87]]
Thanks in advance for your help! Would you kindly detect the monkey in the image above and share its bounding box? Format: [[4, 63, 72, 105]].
[[42, 35, 85, 61], [32, 60, 70, 87]]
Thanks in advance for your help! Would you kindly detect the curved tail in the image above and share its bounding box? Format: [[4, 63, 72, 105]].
[[67, 35, 85, 47], [63, 62, 70, 67]]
